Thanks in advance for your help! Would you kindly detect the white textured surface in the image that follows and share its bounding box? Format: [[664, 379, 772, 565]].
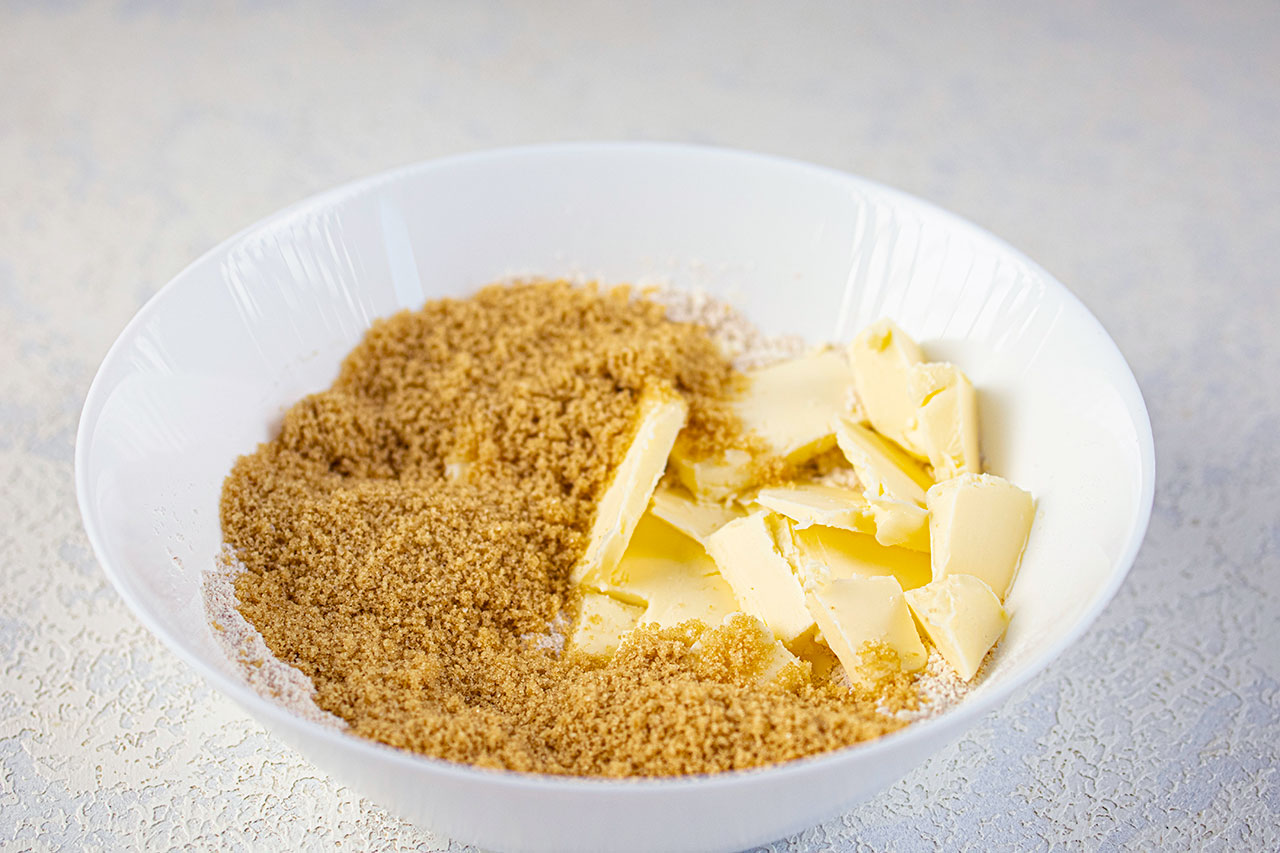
[[2, 1, 1277, 850]]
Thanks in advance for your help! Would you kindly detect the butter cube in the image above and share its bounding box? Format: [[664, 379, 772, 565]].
[[570, 592, 643, 659], [669, 350, 855, 501], [906, 574, 1008, 681], [754, 483, 877, 534], [804, 574, 927, 685], [649, 484, 744, 544], [904, 363, 981, 480], [599, 513, 739, 629], [573, 385, 688, 585], [833, 416, 934, 506], [791, 525, 931, 591], [848, 319, 927, 457], [705, 511, 813, 643], [926, 473, 1034, 600]]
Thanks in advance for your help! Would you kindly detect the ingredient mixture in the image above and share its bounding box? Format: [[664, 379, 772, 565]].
[[215, 279, 1033, 777]]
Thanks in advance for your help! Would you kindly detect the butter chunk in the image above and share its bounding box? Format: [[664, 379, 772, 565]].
[[669, 448, 755, 503], [650, 484, 743, 544], [735, 349, 855, 462], [863, 493, 930, 552], [693, 614, 802, 686], [926, 473, 1034, 600], [906, 574, 1008, 681], [804, 575, 927, 685], [792, 525, 931, 591], [570, 593, 643, 659], [848, 319, 927, 457], [573, 385, 688, 585], [904, 362, 981, 480], [705, 512, 813, 643], [669, 349, 855, 501], [833, 416, 933, 506], [601, 513, 739, 629], [754, 483, 876, 534]]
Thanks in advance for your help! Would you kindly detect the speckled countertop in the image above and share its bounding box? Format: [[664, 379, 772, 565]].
[[3, 2, 1278, 850]]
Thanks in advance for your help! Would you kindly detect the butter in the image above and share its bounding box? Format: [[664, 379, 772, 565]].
[[693, 614, 802, 685], [600, 513, 739, 629], [734, 349, 855, 462], [668, 447, 755, 503], [570, 592, 643, 659], [903, 362, 980, 480], [791, 525, 931, 591], [803, 574, 927, 685], [862, 493, 930, 552], [905, 574, 1008, 681], [754, 483, 876, 534], [833, 416, 933, 505], [926, 473, 1034, 599], [650, 484, 743, 544], [669, 349, 855, 501], [573, 385, 688, 585], [848, 319, 927, 456], [705, 511, 813, 643]]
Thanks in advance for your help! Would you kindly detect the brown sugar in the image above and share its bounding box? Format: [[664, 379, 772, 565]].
[[220, 280, 914, 777]]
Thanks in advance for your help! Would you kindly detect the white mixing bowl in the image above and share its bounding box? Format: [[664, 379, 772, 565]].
[[75, 143, 1154, 853]]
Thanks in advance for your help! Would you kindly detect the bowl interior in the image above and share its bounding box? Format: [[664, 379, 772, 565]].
[[77, 144, 1153, 779]]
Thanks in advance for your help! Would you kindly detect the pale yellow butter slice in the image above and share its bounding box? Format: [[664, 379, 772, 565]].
[[791, 525, 932, 591], [668, 448, 755, 503], [862, 493, 930, 552], [569, 592, 643, 659], [904, 362, 981, 481], [905, 574, 1008, 681], [833, 416, 934, 506], [926, 473, 1034, 600], [650, 484, 744, 544], [734, 349, 855, 462], [573, 385, 689, 585], [705, 511, 813, 643], [669, 349, 855, 501], [754, 483, 876, 533], [598, 513, 739, 629], [848, 319, 927, 457], [804, 574, 927, 685]]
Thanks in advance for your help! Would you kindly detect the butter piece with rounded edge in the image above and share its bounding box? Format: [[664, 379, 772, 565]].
[[926, 473, 1034, 600], [569, 592, 643, 659], [705, 511, 813, 643], [573, 385, 688, 585], [803, 574, 927, 686], [905, 574, 1008, 681], [848, 319, 927, 457], [904, 362, 980, 480], [596, 513, 739, 629], [833, 416, 933, 506]]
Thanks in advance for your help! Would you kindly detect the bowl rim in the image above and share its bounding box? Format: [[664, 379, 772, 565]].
[[74, 140, 1156, 793]]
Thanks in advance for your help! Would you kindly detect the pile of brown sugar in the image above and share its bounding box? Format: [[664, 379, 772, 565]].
[[220, 280, 915, 777]]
